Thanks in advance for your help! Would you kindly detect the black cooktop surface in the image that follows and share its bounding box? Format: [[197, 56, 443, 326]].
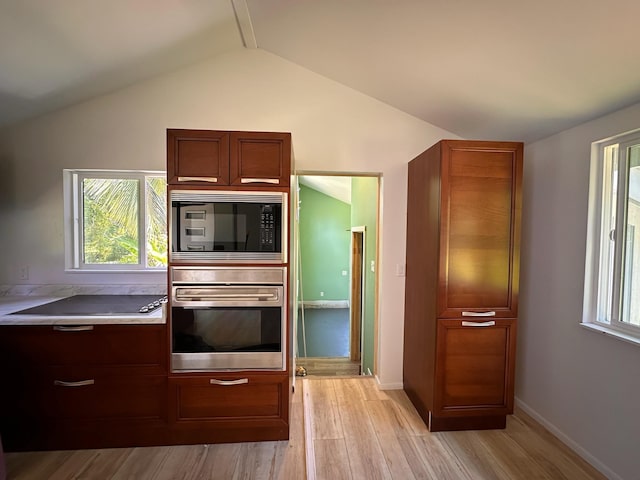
[[11, 294, 167, 316]]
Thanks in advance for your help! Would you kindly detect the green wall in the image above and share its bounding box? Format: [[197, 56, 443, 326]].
[[298, 184, 350, 301], [350, 177, 378, 375]]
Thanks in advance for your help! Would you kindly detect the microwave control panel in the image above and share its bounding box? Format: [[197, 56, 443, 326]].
[[259, 205, 276, 251]]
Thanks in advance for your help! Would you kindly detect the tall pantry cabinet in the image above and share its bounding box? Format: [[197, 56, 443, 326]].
[[403, 139, 523, 432]]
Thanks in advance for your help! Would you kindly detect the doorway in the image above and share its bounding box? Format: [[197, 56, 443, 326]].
[[293, 174, 379, 377]]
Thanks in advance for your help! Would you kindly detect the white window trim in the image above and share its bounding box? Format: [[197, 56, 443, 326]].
[[583, 128, 640, 345], [63, 169, 167, 272]]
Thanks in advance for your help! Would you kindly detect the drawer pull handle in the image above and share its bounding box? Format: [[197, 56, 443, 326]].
[[53, 325, 94, 332], [240, 178, 280, 185], [178, 176, 218, 183], [54, 379, 95, 387], [461, 321, 496, 327], [462, 311, 496, 317], [209, 378, 249, 386]]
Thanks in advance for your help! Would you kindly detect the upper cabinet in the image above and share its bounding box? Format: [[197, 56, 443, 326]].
[[167, 129, 291, 188]]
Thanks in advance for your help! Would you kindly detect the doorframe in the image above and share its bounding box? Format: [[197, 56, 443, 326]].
[[292, 171, 380, 377], [350, 226, 366, 372]]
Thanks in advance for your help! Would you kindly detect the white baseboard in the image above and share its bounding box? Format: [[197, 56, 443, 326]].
[[374, 375, 403, 390], [515, 397, 621, 480], [301, 300, 349, 309]]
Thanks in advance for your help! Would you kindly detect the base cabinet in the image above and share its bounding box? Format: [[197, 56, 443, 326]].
[[0, 324, 291, 451], [0, 324, 169, 451]]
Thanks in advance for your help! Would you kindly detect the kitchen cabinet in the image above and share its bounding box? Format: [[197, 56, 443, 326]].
[[168, 373, 290, 444], [0, 324, 169, 450], [403, 139, 523, 432], [167, 129, 291, 188]]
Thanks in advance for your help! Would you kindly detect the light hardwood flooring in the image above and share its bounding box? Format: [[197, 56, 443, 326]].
[[5, 377, 606, 479], [304, 377, 607, 480]]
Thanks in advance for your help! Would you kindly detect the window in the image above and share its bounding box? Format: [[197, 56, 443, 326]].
[[584, 129, 640, 344], [64, 169, 167, 271]]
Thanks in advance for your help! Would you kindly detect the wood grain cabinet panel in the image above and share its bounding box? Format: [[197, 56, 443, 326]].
[[167, 129, 230, 185], [434, 318, 516, 414], [230, 131, 291, 187], [0, 324, 166, 374], [403, 139, 523, 432], [438, 142, 522, 318]]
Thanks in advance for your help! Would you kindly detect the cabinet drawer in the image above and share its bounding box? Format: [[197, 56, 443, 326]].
[[170, 374, 287, 422], [2, 373, 167, 421], [0, 324, 167, 372], [434, 318, 516, 416]]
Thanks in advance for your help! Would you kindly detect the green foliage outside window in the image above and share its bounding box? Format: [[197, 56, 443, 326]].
[[82, 176, 166, 267]]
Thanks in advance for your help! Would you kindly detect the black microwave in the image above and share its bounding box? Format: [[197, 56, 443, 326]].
[[169, 190, 286, 263]]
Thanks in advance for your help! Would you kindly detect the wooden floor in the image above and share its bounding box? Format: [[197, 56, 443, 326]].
[[4, 377, 606, 480], [295, 357, 361, 376], [304, 378, 607, 480]]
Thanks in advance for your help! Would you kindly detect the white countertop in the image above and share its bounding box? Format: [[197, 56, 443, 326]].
[[0, 295, 166, 325]]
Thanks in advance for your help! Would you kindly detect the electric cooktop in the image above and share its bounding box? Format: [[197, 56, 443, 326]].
[[11, 294, 167, 316]]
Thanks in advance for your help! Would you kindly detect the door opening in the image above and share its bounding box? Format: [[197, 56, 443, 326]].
[[294, 174, 379, 376]]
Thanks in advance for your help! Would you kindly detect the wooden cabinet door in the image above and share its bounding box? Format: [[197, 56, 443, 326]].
[[434, 318, 516, 416], [167, 129, 230, 185], [229, 132, 291, 187], [437, 141, 522, 318]]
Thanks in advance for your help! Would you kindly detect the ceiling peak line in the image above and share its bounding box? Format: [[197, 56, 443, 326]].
[[232, 0, 258, 49]]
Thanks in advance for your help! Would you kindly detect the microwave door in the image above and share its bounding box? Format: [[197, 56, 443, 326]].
[[180, 204, 214, 252]]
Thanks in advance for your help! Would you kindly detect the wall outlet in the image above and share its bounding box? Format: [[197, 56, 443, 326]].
[[320, 291, 324, 297], [18, 265, 29, 280], [341, 270, 347, 276]]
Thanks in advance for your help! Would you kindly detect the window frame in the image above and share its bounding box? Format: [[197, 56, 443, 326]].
[[583, 129, 640, 345], [64, 169, 167, 272]]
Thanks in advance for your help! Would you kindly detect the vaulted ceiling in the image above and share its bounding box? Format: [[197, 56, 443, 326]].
[[2, 0, 640, 143]]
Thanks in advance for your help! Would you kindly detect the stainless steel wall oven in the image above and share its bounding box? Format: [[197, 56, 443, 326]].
[[170, 266, 286, 372], [170, 189, 286, 264]]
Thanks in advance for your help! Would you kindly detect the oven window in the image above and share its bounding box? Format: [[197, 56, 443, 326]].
[[172, 307, 281, 353]]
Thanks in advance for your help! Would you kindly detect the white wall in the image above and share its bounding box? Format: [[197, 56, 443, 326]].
[[0, 48, 456, 388], [520, 102, 640, 480]]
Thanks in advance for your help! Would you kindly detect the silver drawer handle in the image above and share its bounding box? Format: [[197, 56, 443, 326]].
[[240, 178, 280, 184], [462, 311, 496, 317], [54, 379, 95, 387], [178, 176, 218, 183], [209, 378, 249, 386], [53, 325, 94, 332], [461, 321, 496, 327]]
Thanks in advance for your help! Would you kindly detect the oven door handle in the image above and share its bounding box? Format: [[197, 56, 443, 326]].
[[175, 292, 279, 301]]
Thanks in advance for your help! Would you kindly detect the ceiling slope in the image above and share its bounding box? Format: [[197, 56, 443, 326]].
[[247, 0, 640, 142], [0, 0, 244, 128], [2, 0, 640, 143]]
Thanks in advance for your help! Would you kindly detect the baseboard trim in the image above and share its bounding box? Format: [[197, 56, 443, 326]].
[[301, 300, 349, 309], [374, 376, 403, 390], [515, 397, 621, 480]]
